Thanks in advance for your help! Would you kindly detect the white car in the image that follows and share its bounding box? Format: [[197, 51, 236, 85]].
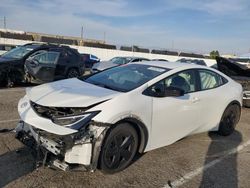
[[15, 61, 243, 173]]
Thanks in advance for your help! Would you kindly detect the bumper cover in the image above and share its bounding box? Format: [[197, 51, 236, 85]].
[[15, 121, 108, 171]]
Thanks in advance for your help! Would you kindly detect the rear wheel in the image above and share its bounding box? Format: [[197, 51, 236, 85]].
[[218, 104, 241, 136], [67, 68, 79, 78], [99, 123, 138, 174]]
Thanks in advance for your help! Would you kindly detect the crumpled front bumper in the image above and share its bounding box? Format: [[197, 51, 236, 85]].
[[15, 121, 108, 171]]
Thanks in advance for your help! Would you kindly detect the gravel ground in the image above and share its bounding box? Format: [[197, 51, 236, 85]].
[[0, 86, 250, 188]]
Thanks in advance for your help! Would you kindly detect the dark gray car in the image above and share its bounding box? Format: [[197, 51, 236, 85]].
[[91, 56, 149, 73]]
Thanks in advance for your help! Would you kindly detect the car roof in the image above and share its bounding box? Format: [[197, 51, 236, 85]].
[[135, 60, 204, 70]]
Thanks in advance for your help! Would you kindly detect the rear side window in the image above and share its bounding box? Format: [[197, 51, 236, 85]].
[[199, 70, 226, 90]]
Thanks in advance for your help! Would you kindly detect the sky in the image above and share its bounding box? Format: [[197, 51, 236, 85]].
[[0, 0, 250, 55]]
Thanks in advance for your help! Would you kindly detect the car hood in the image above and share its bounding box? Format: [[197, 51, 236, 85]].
[[92, 61, 117, 71], [27, 78, 121, 107]]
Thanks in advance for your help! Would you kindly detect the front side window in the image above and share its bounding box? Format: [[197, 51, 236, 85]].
[[164, 70, 196, 93], [199, 70, 224, 90], [31, 51, 60, 64], [148, 70, 196, 97]]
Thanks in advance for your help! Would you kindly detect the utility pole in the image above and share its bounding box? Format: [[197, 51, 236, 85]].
[[2, 16, 6, 29], [4, 16, 6, 29], [103, 31, 106, 43], [81, 26, 83, 39]]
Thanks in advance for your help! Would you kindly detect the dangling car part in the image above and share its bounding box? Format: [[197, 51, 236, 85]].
[[216, 56, 250, 77], [15, 61, 242, 173]]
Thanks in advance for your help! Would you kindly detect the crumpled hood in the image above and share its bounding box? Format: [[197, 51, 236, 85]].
[[92, 61, 117, 71], [26, 78, 121, 107]]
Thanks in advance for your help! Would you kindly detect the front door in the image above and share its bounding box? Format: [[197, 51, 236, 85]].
[[150, 69, 201, 150], [28, 51, 59, 82]]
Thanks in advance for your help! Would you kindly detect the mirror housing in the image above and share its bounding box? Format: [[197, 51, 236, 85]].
[[143, 84, 185, 98]]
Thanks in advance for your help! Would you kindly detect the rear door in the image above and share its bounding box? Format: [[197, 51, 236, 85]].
[[195, 69, 229, 131]]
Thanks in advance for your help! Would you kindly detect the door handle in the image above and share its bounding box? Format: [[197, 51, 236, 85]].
[[191, 97, 200, 103]]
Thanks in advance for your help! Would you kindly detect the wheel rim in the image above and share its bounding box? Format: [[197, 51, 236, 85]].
[[68, 69, 79, 78], [104, 133, 135, 169]]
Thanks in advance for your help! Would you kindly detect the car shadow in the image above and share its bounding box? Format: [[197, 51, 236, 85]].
[[199, 131, 242, 188], [0, 147, 36, 187]]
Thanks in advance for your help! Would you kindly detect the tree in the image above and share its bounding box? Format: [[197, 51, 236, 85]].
[[210, 50, 220, 59]]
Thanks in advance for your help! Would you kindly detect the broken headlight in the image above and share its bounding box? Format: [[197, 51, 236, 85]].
[[52, 111, 100, 129]]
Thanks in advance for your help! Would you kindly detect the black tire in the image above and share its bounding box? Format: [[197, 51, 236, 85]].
[[99, 123, 138, 174], [218, 104, 241, 136], [6, 76, 14, 88], [1, 72, 14, 88], [67, 68, 79, 78]]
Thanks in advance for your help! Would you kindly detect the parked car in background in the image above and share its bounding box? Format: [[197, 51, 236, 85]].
[[25, 46, 84, 84], [0, 43, 56, 87], [177, 58, 207, 66], [80, 53, 100, 69], [91, 56, 149, 73], [16, 61, 242, 173], [0, 43, 84, 87], [0, 44, 17, 55]]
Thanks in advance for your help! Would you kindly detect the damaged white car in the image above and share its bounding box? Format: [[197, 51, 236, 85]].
[[15, 61, 243, 173]]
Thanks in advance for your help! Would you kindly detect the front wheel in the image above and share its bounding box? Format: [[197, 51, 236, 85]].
[[99, 123, 138, 174], [6, 77, 14, 88], [218, 104, 241, 136]]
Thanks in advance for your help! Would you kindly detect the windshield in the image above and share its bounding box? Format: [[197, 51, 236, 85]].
[[2, 45, 36, 59], [110, 57, 133, 65], [83, 64, 169, 92]]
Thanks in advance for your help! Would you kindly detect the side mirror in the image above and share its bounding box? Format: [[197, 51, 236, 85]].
[[165, 86, 185, 97], [143, 84, 185, 97], [151, 83, 165, 97]]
